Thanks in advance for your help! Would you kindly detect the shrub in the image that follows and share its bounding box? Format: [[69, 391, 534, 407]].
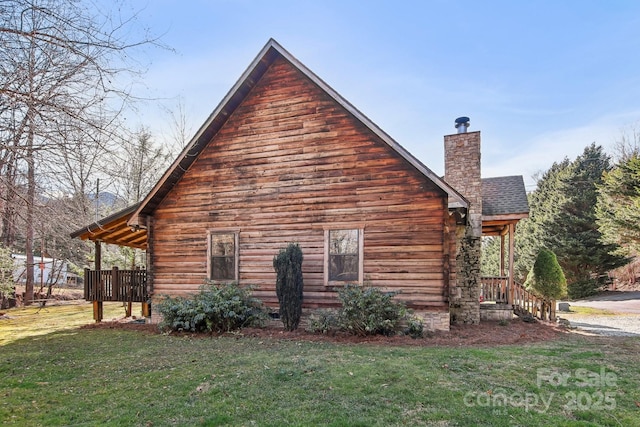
[[567, 278, 601, 299], [337, 284, 407, 336], [405, 316, 424, 339], [157, 282, 265, 333], [273, 243, 304, 331], [306, 310, 339, 334], [524, 248, 567, 299]]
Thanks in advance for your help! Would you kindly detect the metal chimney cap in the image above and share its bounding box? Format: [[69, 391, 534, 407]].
[[454, 116, 470, 133]]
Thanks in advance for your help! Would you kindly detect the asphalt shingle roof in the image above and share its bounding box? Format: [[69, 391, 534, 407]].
[[482, 175, 529, 216]]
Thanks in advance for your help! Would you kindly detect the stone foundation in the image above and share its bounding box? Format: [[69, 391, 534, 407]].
[[480, 304, 513, 321], [411, 310, 450, 332]]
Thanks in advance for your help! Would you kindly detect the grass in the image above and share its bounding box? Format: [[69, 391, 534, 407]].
[[0, 302, 129, 345], [563, 306, 619, 316], [1, 305, 639, 426]]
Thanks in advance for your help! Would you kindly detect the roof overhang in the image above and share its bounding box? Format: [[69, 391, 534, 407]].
[[70, 204, 147, 249], [482, 213, 529, 236]]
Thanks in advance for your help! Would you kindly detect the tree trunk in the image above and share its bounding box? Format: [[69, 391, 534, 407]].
[[24, 126, 35, 306]]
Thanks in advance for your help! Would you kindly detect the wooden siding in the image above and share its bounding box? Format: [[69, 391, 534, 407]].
[[151, 57, 449, 310]]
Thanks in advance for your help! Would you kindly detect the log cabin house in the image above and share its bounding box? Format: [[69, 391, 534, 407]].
[[72, 39, 547, 330]]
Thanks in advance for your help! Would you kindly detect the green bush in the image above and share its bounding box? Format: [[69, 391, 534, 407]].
[[306, 310, 339, 334], [405, 316, 424, 339], [567, 278, 601, 299], [337, 284, 407, 336], [524, 248, 567, 299], [273, 243, 304, 331], [157, 282, 265, 333]]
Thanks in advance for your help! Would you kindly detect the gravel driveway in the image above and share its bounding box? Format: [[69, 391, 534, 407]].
[[561, 314, 640, 337], [557, 291, 640, 337]]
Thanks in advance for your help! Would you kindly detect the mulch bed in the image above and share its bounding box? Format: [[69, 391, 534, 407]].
[[82, 317, 567, 347]]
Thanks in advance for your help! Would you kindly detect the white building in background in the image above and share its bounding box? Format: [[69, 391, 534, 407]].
[[12, 254, 69, 286]]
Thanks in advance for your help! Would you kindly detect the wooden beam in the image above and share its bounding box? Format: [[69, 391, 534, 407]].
[[94, 240, 101, 271], [142, 302, 151, 317], [93, 301, 103, 322], [500, 233, 505, 277], [508, 223, 515, 305]]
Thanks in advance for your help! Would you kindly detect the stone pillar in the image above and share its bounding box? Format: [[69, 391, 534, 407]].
[[449, 224, 481, 324], [445, 127, 481, 325]]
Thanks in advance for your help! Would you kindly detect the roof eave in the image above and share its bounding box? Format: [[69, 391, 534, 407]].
[[70, 203, 140, 239]]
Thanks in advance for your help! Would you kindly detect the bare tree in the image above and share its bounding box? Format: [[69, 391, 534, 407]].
[[108, 126, 172, 206], [0, 0, 162, 304], [162, 97, 194, 154], [613, 122, 640, 163]]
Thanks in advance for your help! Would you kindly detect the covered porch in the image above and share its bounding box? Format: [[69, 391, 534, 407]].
[[70, 204, 150, 321], [479, 176, 555, 321]]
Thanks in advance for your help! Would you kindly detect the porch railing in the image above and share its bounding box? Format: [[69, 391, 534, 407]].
[[510, 280, 556, 321], [480, 276, 556, 321], [480, 276, 509, 303], [84, 267, 148, 303]]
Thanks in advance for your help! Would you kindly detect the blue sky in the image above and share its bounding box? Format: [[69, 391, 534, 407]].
[[127, 0, 640, 189]]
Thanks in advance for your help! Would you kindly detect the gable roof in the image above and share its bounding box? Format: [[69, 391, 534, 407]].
[[128, 39, 467, 227], [482, 175, 529, 218]]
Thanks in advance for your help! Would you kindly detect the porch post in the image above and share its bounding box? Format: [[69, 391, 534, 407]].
[[112, 266, 120, 301], [93, 240, 103, 322], [94, 240, 102, 270], [499, 232, 506, 277], [508, 223, 515, 305]]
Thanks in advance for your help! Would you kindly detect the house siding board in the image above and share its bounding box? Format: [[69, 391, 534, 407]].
[[151, 57, 448, 310]]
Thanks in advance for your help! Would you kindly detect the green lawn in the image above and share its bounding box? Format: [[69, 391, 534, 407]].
[[1, 304, 639, 426]]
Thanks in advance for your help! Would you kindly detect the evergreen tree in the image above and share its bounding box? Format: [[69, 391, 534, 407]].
[[480, 236, 501, 277], [596, 154, 640, 256], [514, 159, 570, 281], [547, 144, 627, 285], [273, 243, 304, 331], [514, 144, 627, 295], [524, 248, 567, 299]]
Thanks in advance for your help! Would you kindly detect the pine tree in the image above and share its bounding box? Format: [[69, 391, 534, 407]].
[[480, 236, 502, 277], [273, 243, 304, 331], [547, 144, 627, 285], [524, 248, 567, 299], [596, 154, 640, 256], [514, 144, 628, 295], [514, 159, 570, 280]]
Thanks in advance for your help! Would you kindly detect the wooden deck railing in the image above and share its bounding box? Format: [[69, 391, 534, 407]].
[[84, 267, 148, 303], [510, 280, 556, 321], [480, 276, 509, 303], [480, 276, 556, 321]]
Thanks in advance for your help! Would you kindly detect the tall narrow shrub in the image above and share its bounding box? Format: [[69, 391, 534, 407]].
[[273, 243, 304, 331], [524, 248, 567, 299]]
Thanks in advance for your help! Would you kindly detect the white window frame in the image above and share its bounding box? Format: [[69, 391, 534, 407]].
[[207, 229, 240, 282], [324, 226, 364, 287]]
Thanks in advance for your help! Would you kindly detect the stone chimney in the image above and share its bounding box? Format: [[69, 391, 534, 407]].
[[445, 116, 481, 325], [444, 117, 482, 237]]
